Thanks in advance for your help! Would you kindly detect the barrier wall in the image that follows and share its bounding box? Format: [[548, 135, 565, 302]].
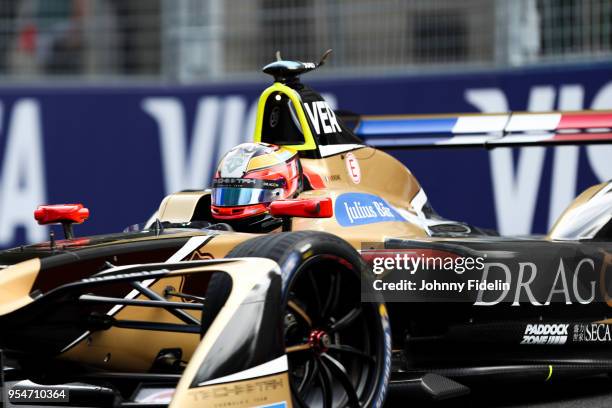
[[1, 62, 611, 248]]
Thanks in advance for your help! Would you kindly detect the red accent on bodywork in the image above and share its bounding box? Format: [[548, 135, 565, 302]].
[[60, 237, 91, 247], [557, 113, 612, 130], [34, 204, 89, 225], [210, 203, 268, 220], [269, 197, 333, 218], [302, 167, 326, 189], [550, 132, 612, 142]]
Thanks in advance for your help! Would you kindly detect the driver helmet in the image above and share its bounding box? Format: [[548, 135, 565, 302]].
[[211, 142, 302, 220]]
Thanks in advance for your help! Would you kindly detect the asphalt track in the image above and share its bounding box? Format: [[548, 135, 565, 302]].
[[5, 376, 612, 407], [386, 375, 612, 407]]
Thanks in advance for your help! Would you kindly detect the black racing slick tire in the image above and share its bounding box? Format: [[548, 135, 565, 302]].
[[226, 231, 392, 408]]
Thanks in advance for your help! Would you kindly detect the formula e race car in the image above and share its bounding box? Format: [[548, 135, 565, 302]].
[[2, 50, 612, 408]]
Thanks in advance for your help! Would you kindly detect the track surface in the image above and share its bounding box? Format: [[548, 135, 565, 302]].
[[386, 375, 612, 407], [5, 376, 612, 407]]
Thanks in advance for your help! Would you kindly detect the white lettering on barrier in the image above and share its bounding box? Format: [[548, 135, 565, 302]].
[[0, 99, 47, 247], [466, 81, 612, 235]]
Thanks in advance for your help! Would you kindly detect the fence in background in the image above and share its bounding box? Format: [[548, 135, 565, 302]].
[[0, 0, 610, 81]]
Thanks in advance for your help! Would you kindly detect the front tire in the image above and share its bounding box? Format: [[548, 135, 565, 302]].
[[226, 231, 391, 408]]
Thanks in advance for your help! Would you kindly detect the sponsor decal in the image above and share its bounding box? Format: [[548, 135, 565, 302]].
[[522, 323, 612, 345], [573, 323, 612, 342], [345, 152, 361, 184], [521, 324, 569, 345], [189, 250, 215, 261], [188, 374, 290, 407], [257, 403, 287, 408], [335, 193, 405, 227], [192, 378, 284, 399], [475, 257, 597, 307], [303, 101, 342, 135]]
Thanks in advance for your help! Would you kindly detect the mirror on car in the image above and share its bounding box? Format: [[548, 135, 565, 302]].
[[269, 197, 333, 218]]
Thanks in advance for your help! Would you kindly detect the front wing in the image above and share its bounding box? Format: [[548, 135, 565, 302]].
[[0, 257, 292, 408]]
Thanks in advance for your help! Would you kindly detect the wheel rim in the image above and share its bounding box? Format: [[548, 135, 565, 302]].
[[284, 255, 384, 408]]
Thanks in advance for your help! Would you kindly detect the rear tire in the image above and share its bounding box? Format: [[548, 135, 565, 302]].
[[226, 231, 391, 408]]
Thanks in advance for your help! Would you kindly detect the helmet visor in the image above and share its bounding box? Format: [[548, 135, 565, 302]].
[[212, 178, 284, 207]]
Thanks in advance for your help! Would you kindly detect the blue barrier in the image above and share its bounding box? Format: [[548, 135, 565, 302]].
[[1, 62, 611, 248]]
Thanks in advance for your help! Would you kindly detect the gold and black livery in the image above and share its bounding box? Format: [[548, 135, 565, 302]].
[[1, 51, 612, 408]]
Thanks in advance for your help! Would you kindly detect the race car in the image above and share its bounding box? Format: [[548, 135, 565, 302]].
[[1, 50, 612, 408]]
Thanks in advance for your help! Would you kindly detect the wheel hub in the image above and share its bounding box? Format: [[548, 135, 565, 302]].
[[309, 329, 331, 353]]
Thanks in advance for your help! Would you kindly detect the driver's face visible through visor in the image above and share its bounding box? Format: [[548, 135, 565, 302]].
[[212, 178, 285, 206]]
